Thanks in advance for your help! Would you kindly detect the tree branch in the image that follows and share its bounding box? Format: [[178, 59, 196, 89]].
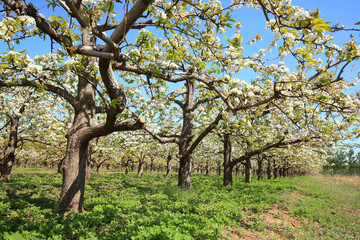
[[143, 125, 179, 144], [180, 112, 223, 159], [2, 0, 73, 50]]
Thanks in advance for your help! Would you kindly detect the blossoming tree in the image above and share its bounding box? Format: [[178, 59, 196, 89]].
[[1, 0, 359, 214]]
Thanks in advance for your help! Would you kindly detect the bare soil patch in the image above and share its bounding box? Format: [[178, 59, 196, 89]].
[[222, 203, 303, 239]]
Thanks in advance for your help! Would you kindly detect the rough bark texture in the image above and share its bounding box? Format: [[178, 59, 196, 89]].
[[245, 157, 252, 183], [137, 153, 145, 178], [205, 161, 210, 176], [97, 164, 103, 175], [257, 156, 263, 181], [58, 27, 97, 214], [273, 161, 279, 179], [177, 81, 194, 189], [267, 159, 272, 179], [58, 137, 89, 213], [150, 157, 154, 175], [223, 133, 233, 187], [165, 153, 172, 178], [0, 107, 23, 182]]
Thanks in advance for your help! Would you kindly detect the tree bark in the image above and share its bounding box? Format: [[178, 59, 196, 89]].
[[150, 157, 154, 175], [205, 161, 210, 176], [178, 81, 194, 189], [137, 152, 145, 178], [165, 153, 172, 178], [58, 27, 97, 214], [223, 132, 233, 186], [267, 159, 272, 180], [58, 136, 89, 214], [245, 157, 252, 183], [0, 106, 24, 182], [257, 156, 263, 181], [125, 159, 130, 175], [97, 164, 103, 175]]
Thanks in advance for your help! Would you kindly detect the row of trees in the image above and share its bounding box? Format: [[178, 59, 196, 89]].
[[1, 0, 359, 214], [323, 149, 360, 175]]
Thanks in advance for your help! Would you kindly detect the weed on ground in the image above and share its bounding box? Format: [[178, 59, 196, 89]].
[[0, 171, 358, 239]]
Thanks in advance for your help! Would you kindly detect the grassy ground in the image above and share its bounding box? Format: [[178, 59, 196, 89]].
[[0, 169, 359, 239]]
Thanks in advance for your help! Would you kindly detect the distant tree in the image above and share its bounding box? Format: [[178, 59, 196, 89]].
[[324, 149, 360, 175]]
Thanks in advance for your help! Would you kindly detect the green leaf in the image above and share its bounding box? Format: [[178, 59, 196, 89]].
[[355, 21, 360, 25], [110, 99, 119, 109], [83, 16, 90, 25]]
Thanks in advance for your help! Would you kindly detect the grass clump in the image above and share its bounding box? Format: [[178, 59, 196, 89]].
[[1, 170, 358, 239], [0, 171, 294, 239], [282, 176, 360, 239]]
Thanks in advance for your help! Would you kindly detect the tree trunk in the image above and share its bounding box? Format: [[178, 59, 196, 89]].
[[217, 161, 222, 176], [97, 164, 102, 175], [273, 167, 279, 179], [0, 155, 14, 182], [257, 157, 263, 181], [178, 154, 192, 188], [165, 153, 172, 178], [267, 159, 272, 180], [58, 30, 97, 214], [205, 161, 210, 176], [245, 157, 252, 183], [58, 135, 89, 214], [86, 148, 94, 180], [137, 153, 145, 178], [0, 107, 23, 182], [125, 159, 131, 174], [177, 81, 194, 189], [86, 158, 93, 180], [223, 132, 233, 186], [235, 165, 240, 175], [150, 157, 154, 175]]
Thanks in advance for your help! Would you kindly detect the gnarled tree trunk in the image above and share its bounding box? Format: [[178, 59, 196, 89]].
[[0, 106, 24, 182]]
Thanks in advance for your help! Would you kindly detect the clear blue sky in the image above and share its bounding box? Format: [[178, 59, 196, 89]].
[[3, 0, 359, 56]]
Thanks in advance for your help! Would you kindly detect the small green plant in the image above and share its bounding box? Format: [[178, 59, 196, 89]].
[[1, 170, 358, 239]]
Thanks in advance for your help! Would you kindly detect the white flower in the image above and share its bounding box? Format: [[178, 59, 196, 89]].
[[160, 11, 167, 20], [83, 0, 95, 7]]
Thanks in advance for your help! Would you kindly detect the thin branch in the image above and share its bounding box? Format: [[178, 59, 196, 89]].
[[143, 125, 179, 144]]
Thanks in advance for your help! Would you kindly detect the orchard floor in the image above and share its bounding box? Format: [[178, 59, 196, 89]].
[[1, 168, 359, 239]]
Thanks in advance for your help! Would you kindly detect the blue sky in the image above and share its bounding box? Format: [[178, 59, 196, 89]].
[[3, 1, 359, 56]]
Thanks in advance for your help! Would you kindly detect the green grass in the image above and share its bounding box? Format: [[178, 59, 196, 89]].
[[282, 176, 360, 239], [0, 170, 358, 239]]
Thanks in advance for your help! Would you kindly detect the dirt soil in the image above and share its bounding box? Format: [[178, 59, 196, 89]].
[[222, 203, 304, 240]]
